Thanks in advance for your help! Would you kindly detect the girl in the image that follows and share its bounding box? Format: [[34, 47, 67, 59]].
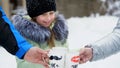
[[12, 0, 68, 50]]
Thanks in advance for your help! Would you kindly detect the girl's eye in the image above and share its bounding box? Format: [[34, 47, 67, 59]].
[[50, 11, 55, 15], [41, 11, 55, 16], [50, 12, 54, 15], [42, 13, 47, 16]]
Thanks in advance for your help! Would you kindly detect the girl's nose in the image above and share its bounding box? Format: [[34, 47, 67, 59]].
[[45, 15, 51, 22]]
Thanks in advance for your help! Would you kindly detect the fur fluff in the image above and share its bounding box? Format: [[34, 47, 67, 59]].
[[12, 14, 68, 44]]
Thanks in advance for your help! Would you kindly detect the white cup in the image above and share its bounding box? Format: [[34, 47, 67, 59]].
[[51, 47, 68, 51], [65, 51, 80, 68], [48, 47, 68, 68]]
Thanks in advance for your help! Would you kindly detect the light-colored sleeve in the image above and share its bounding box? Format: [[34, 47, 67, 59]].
[[90, 18, 120, 61]]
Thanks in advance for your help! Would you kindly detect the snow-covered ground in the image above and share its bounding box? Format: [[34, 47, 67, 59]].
[[67, 16, 118, 50], [67, 16, 120, 68], [1, 16, 120, 68], [0, 47, 17, 68]]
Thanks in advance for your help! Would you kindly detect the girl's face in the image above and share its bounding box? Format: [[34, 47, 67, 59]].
[[35, 11, 55, 27]]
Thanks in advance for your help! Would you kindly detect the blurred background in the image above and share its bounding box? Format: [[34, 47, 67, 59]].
[[0, 0, 120, 18], [0, 0, 120, 68]]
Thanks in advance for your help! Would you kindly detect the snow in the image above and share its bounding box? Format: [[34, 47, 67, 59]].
[[67, 16, 120, 68], [100, 0, 106, 2], [106, 0, 120, 17], [67, 16, 118, 50], [0, 47, 17, 68]]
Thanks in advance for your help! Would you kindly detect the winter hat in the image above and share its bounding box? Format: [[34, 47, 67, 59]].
[[26, 0, 56, 18]]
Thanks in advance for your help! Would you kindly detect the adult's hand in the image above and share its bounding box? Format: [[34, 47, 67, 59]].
[[24, 47, 49, 68], [79, 47, 93, 64]]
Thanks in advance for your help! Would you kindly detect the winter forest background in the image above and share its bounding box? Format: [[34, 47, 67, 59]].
[[56, 0, 120, 18], [0, 0, 120, 18], [0, 0, 120, 68]]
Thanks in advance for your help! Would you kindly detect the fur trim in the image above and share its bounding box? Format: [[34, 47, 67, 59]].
[[12, 14, 68, 44]]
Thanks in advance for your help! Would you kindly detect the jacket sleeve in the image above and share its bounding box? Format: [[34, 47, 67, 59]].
[[90, 18, 120, 61], [0, 7, 32, 59]]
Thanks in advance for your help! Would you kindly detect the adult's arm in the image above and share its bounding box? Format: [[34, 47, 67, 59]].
[[90, 18, 120, 61], [0, 7, 32, 58]]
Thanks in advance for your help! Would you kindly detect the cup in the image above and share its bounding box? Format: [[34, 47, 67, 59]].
[[65, 51, 80, 68], [48, 47, 68, 68], [51, 47, 68, 51]]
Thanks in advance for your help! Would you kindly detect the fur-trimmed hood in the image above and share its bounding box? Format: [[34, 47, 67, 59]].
[[12, 14, 68, 44]]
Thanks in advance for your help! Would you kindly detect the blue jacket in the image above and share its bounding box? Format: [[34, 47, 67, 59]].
[[0, 7, 32, 58]]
